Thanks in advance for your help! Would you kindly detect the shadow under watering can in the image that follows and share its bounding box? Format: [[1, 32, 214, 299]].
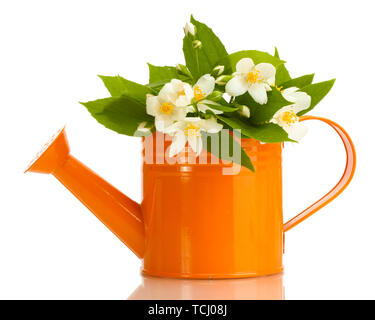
[[128, 273, 284, 300], [25, 116, 356, 279]]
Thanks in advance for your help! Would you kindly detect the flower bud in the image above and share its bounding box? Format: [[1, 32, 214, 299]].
[[192, 40, 202, 49], [215, 75, 232, 86], [211, 65, 225, 77], [135, 121, 153, 137], [238, 105, 251, 118], [176, 64, 192, 78], [206, 90, 223, 102], [184, 22, 196, 36]]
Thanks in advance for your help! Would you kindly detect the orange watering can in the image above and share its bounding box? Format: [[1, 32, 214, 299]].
[[25, 115, 356, 279]]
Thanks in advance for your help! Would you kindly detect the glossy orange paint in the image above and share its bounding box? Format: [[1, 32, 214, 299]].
[[283, 116, 356, 231], [26, 116, 356, 278], [142, 133, 284, 278], [25, 127, 145, 258]]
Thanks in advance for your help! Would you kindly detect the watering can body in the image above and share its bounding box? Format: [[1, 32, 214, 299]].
[[26, 116, 356, 279], [142, 134, 283, 278]]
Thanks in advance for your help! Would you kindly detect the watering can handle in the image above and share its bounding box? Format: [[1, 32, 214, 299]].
[[283, 115, 356, 232]]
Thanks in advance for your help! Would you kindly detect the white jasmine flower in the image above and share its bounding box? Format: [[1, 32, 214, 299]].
[[184, 22, 196, 36], [193, 75, 215, 101], [165, 117, 223, 157], [271, 87, 311, 141], [225, 58, 276, 104], [191, 74, 223, 114], [146, 79, 193, 132]]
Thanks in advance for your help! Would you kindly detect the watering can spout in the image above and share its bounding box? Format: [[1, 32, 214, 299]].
[[25, 128, 145, 258]]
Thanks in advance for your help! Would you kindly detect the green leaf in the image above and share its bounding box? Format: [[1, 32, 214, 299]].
[[235, 87, 290, 124], [146, 64, 191, 91], [147, 64, 182, 83], [146, 80, 170, 91], [98, 75, 153, 103], [217, 116, 292, 143], [281, 74, 315, 89], [203, 103, 239, 113], [234, 92, 257, 116], [202, 130, 254, 171], [274, 47, 291, 86], [220, 50, 285, 74], [80, 95, 153, 136], [298, 79, 336, 115], [183, 15, 228, 80]]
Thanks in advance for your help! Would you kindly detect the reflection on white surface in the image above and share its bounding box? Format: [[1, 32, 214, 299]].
[[128, 273, 284, 300]]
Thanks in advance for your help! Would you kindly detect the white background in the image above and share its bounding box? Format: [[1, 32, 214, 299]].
[[0, 0, 374, 299]]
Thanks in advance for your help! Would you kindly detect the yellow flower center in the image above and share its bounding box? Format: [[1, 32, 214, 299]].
[[194, 86, 205, 101], [276, 85, 284, 93], [246, 70, 262, 84], [177, 89, 185, 96], [184, 123, 200, 137], [160, 102, 174, 115], [281, 110, 298, 125]]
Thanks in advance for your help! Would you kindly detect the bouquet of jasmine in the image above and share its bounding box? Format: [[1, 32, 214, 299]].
[[81, 16, 334, 171]]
